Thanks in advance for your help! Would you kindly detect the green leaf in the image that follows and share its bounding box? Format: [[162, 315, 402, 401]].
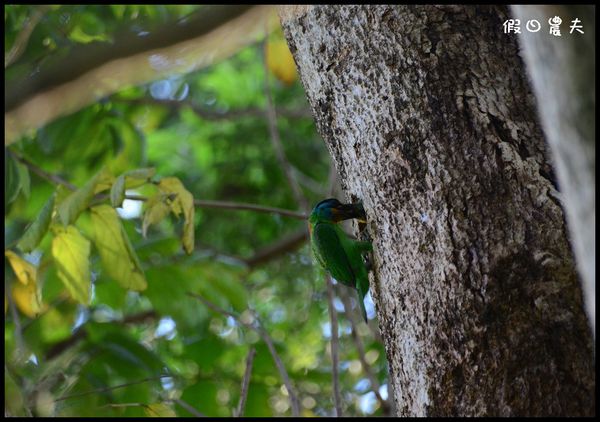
[[122, 167, 156, 189], [5, 371, 26, 416], [111, 168, 156, 209], [90, 205, 147, 291], [85, 328, 165, 377], [244, 381, 271, 417], [16, 160, 30, 199], [5, 152, 21, 206], [93, 170, 115, 194], [16, 193, 55, 253], [110, 175, 126, 208], [93, 277, 127, 309], [158, 177, 195, 254], [51, 225, 91, 304], [144, 265, 205, 330], [180, 380, 219, 416], [57, 168, 108, 226]]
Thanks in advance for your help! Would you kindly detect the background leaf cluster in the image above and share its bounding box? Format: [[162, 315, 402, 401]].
[[5, 5, 388, 417]]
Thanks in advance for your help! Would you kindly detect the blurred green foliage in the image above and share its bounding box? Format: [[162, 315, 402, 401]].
[[5, 5, 388, 417]]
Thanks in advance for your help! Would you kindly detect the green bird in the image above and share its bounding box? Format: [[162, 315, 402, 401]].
[[309, 198, 373, 322]]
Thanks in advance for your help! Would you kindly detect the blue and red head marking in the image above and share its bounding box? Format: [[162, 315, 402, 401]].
[[310, 198, 366, 224], [312, 198, 342, 221]]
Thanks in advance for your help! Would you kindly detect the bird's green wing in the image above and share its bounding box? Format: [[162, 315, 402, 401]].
[[312, 222, 356, 287]]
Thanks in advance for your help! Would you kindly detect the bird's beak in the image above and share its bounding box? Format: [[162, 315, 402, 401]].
[[333, 202, 367, 223]]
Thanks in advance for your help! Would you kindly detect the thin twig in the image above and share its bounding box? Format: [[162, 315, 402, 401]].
[[192, 199, 306, 220], [101, 194, 307, 220], [245, 228, 308, 267], [291, 165, 328, 196], [262, 40, 310, 212], [326, 275, 342, 416], [6, 285, 27, 362], [256, 323, 300, 416], [11, 151, 77, 190], [45, 310, 158, 360], [338, 288, 388, 410], [187, 292, 300, 416], [172, 398, 206, 417], [102, 400, 204, 417], [122, 97, 313, 120], [5, 5, 52, 68], [55, 376, 170, 402], [234, 347, 256, 417], [12, 151, 307, 220], [102, 402, 145, 409]]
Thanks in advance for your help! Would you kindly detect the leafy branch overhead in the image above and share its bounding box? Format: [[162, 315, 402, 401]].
[[7, 165, 197, 309]]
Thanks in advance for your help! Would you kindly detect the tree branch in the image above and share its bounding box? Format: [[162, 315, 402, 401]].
[[234, 347, 256, 417], [187, 292, 300, 416], [192, 199, 306, 220], [326, 275, 342, 416], [172, 398, 206, 417], [45, 310, 158, 360], [121, 97, 313, 121], [245, 228, 308, 267], [291, 165, 329, 196], [6, 6, 256, 112], [10, 150, 77, 190], [6, 6, 278, 144], [55, 375, 170, 402], [11, 151, 307, 220], [262, 40, 310, 212]]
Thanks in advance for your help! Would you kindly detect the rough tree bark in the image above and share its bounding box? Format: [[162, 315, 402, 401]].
[[280, 5, 594, 417]]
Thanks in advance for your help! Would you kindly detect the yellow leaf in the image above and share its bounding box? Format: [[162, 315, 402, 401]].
[[93, 169, 115, 194], [90, 205, 147, 291], [266, 39, 298, 85], [158, 178, 184, 216], [110, 174, 126, 208], [123, 167, 156, 189], [142, 194, 171, 237], [144, 403, 176, 417], [51, 226, 91, 304], [5, 250, 36, 285], [12, 282, 45, 318], [111, 168, 157, 208], [158, 177, 195, 254]]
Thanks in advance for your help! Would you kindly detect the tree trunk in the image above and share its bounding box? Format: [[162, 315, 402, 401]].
[[511, 5, 595, 336], [280, 5, 594, 417]]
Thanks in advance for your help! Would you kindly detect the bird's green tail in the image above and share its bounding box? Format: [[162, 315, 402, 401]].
[[356, 278, 369, 323], [357, 290, 367, 322]]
